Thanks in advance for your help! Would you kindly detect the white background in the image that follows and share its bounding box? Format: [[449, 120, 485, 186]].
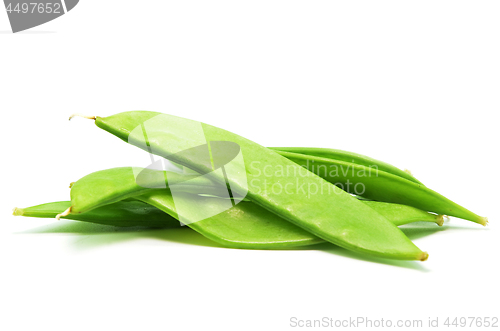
[[1, 1, 499, 330]]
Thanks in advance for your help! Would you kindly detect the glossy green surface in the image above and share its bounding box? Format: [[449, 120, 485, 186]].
[[279, 151, 487, 225], [269, 147, 423, 185], [14, 200, 180, 227], [94, 111, 427, 260]]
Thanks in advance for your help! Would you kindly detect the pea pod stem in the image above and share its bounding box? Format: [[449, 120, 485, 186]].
[[12, 207, 23, 216], [69, 113, 96, 121], [55, 207, 71, 220]]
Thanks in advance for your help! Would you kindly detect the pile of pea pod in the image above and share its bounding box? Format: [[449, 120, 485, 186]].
[[14, 111, 488, 261]]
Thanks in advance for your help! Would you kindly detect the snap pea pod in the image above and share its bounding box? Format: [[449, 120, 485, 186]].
[[277, 151, 487, 225], [135, 191, 443, 249], [13, 200, 180, 227], [57, 166, 238, 220], [269, 147, 423, 185], [15, 194, 442, 248], [72, 111, 428, 260], [59, 167, 227, 218]]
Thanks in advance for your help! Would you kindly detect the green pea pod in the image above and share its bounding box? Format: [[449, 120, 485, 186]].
[[64, 167, 227, 217], [13, 200, 180, 228], [269, 147, 423, 185], [277, 151, 487, 225], [136, 191, 443, 249], [71, 111, 428, 261], [16, 196, 442, 249]]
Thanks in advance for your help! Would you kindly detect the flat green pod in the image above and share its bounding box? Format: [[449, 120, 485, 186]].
[[278, 151, 487, 225], [269, 147, 423, 185], [361, 201, 444, 227], [66, 167, 227, 216], [13, 200, 180, 228], [136, 191, 325, 248], [137, 191, 443, 249]]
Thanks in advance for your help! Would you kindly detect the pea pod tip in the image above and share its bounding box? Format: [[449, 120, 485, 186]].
[[12, 207, 23, 216], [480, 217, 489, 226], [419, 252, 429, 261], [436, 215, 445, 227]]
